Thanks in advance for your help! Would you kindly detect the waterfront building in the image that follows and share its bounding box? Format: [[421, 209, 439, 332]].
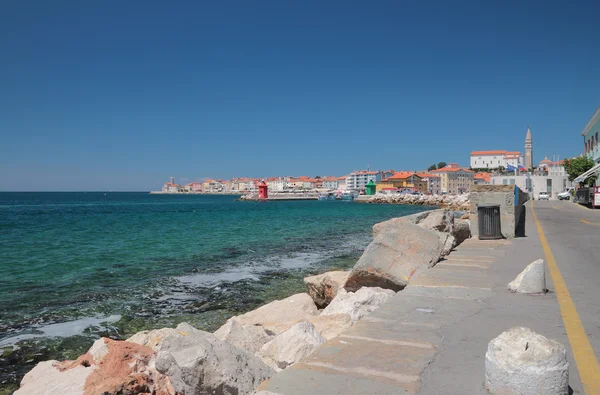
[[470, 150, 523, 170], [346, 171, 382, 191], [266, 177, 288, 191], [189, 182, 203, 192], [582, 106, 600, 163], [525, 126, 533, 169], [162, 181, 179, 193], [491, 173, 571, 199], [474, 172, 491, 185], [202, 179, 221, 192], [321, 177, 340, 190], [337, 176, 347, 190], [417, 173, 441, 194], [431, 163, 474, 194], [376, 172, 427, 193]]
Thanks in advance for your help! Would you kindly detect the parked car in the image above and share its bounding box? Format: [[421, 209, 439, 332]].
[[538, 191, 550, 200], [557, 187, 574, 200]]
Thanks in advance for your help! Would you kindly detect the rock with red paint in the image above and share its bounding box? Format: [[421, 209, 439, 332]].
[[15, 338, 176, 395]]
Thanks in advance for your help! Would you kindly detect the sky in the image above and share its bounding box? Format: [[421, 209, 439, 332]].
[[1, 1, 599, 191]]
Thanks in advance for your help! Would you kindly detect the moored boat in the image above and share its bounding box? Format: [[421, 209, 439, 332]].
[[339, 191, 355, 201]]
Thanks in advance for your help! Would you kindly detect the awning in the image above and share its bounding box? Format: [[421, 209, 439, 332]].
[[574, 161, 600, 183]]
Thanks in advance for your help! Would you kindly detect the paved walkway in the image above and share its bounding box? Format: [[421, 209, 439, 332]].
[[258, 201, 599, 394]]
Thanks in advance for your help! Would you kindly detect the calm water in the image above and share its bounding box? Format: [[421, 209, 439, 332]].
[[0, 192, 433, 391]]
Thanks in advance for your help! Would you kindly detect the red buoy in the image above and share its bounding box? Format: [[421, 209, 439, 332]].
[[258, 180, 268, 199]]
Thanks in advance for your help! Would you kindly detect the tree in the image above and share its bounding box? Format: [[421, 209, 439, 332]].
[[563, 156, 596, 184], [315, 176, 321, 179], [437, 162, 447, 169], [427, 164, 437, 171]]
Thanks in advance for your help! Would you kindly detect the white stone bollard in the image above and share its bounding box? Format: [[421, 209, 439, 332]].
[[485, 327, 569, 395], [508, 259, 546, 294]]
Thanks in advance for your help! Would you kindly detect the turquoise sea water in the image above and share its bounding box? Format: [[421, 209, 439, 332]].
[[0, 192, 433, 391]]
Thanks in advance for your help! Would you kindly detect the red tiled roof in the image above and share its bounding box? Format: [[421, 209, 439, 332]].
[[385, 171, 420, 180], [416, 172, 439, 178]]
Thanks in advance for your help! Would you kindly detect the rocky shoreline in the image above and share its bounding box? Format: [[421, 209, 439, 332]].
[[361, 192, 471, 211], [14, 209, 470, 395]]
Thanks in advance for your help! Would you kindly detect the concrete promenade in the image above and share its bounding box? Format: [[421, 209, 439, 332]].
[[258, 201, 600, 394]]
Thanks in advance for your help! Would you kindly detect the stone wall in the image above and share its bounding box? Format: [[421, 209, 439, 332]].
[[469, 185, 528, 238]]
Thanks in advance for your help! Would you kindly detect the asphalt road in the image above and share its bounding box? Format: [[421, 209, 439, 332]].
[[531, 200, 600, 361]]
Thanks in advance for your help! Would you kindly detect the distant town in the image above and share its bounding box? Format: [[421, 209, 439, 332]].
[[152, 126, 581, 200]]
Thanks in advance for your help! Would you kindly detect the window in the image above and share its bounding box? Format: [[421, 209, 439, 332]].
[[502, 179, 508, 185], [510, 179, 515, 185]]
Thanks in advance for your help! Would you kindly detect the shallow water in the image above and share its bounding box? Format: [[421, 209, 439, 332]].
[[0, 192, 434, 390]]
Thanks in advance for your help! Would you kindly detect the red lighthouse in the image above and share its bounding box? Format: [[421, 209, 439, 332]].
[[258, 180, 268, 199]]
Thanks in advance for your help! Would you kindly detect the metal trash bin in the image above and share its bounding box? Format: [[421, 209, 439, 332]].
[[478, 205, 502, 240]]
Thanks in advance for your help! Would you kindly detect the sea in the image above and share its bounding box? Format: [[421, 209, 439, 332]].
[[0, 192, 434, 392]]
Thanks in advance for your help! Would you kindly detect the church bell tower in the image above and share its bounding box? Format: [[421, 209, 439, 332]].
[[525, 126, 533, 170]]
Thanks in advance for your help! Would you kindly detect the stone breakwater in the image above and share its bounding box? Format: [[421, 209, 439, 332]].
[[363, 193, 471, 211], [14, 209, 470, 395]]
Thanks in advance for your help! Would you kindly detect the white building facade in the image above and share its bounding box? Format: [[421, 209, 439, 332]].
[[346, 171, 382, 191], [490, 174, 572, 199], [470, 150, 524, 169]]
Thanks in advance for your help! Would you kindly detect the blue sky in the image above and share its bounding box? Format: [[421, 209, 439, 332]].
[[1, 1, 599, 191]]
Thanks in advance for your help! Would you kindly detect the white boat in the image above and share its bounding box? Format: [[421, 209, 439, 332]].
[[339, 191, 355, 201], [318, 192, 336, 201]]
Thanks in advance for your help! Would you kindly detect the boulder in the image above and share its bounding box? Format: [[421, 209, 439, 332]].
[[258, 322, 326, 371], [441, 234, 456, 256], [321, 287, 395, 322], [127, 327, 179, 351], [508, 259, 547, 294], [452, 218, 471, 246], [16, 338, 175, 395], [345, 222, 446, 292], [214, 318, 274, 354], [416, 209, 455, 233], [485, 327, 568, 394], [228, 293, 319, 335], [304, 270, 350, 308], [155, 322, 274, 395], [15, 361, 91, 395]]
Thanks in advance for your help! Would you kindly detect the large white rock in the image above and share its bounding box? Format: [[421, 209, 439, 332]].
[[373, 209, 455, 238], [485, 327, 569, 395], [321, 287, 395, 322], [127, 327, 179, 351], [345, 221, 446, 292], [508, 259, 547, 294], [228, 293, 319, 335], [304, 270, 350, 308], [214, 318, 274, 354], [15, 361, 92, 395], [452, 218, 471, 245], [155, 323, 274, 395], [258, 322, 326, 371]]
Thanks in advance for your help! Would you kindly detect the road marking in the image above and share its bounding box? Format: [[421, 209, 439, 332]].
[[580, 219, 600, 226], [531, 202, 600, 394]]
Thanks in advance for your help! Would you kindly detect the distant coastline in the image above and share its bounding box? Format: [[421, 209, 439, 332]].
[[149, 191, 242, 195]]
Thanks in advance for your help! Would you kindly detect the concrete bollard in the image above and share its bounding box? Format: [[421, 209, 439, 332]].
[[485, 327, 569, 395], [508, 259, 546, 294]]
